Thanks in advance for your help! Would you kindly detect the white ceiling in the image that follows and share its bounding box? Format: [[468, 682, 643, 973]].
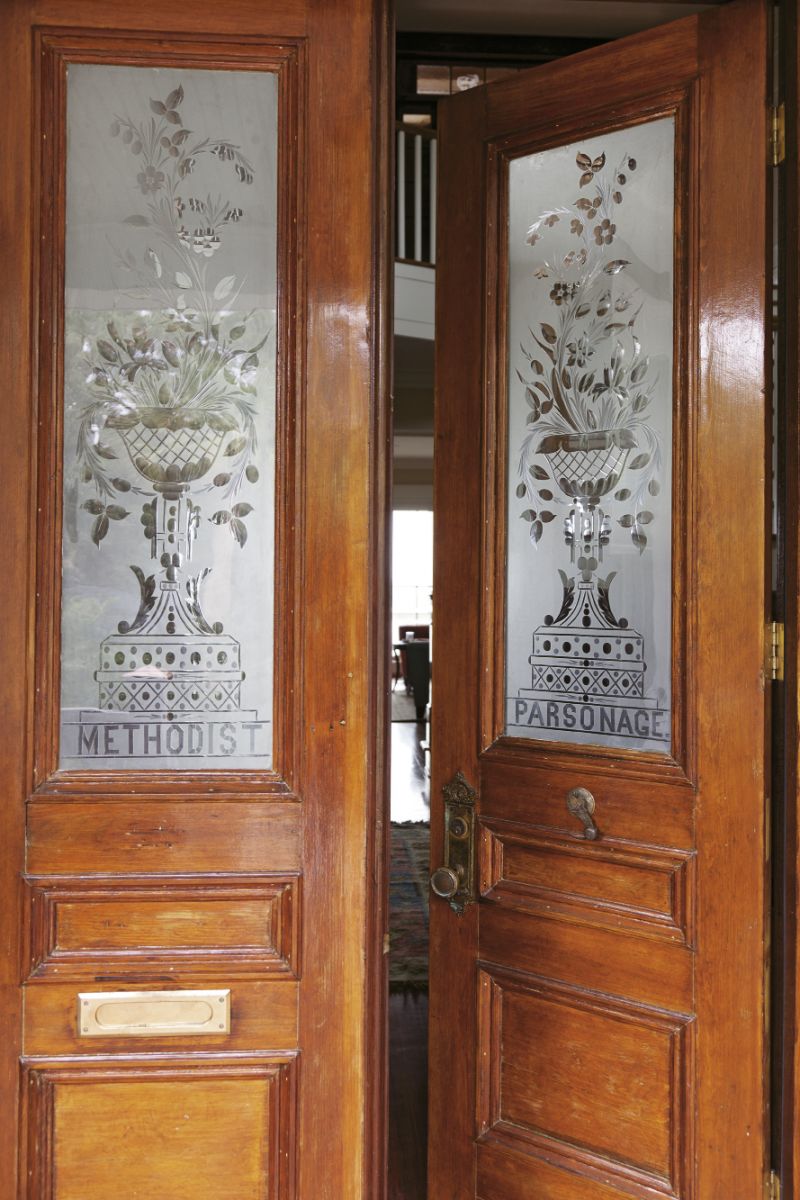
[[395, 0, 710, 39]]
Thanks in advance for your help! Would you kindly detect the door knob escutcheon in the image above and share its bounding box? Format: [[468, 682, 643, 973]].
[[430, 770, 478, 914]]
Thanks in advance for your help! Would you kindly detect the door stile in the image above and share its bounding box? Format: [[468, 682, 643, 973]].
[[429, 80, 487, 1200], [693, 6, 770, 1194], [0, 3, 36, 1196]]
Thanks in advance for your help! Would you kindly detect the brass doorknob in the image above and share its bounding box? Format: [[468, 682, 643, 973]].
[[430, 866, 460, 899]]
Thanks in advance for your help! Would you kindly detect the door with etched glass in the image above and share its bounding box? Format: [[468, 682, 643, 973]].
[[430, 4, 770, 1199], [0, 4, 384, 1198]]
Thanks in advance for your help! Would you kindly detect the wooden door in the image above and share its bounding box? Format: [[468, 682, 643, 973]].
[[0, 3, 388, 1198], [430, 4, 770, 1198]]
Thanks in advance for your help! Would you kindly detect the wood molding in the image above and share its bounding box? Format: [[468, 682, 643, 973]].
[[480, 819, 695, 945], [26, 875, 300, 980]]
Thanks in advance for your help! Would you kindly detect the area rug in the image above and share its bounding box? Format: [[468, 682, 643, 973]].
[[389, 822, 430, 992]]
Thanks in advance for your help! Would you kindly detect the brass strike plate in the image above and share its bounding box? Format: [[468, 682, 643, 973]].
[[77, 989, 230, 1038]]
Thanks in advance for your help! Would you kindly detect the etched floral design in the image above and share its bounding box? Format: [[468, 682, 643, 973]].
[[515, 147, 662, 553], [76, 82, 268, 551]]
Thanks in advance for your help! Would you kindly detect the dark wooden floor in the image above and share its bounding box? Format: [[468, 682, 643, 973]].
[[389, 992, 429, 1200], [389, 718, 429, 1200]]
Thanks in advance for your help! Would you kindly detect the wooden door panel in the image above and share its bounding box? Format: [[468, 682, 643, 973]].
[[478, 968, 691, 1197], [23, 1060, 296, 1200], [431, 5, 768, 1198], [27, 876, 298, 977], [481, 822, 694, 941]]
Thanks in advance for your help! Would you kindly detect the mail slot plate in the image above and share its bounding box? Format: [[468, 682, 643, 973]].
[[77, 989, 230, 1037]]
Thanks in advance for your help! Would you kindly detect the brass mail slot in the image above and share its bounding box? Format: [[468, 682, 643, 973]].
[[77, 989, 230, 1037]]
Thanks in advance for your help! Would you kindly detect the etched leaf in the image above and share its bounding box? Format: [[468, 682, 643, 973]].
[[211, 510, 231, 525], [648, 479, 661, 496], [632, 530, 647, 553], [636, 511, 654, 525], [82, 499, 105, 515], [538, 489, 553, 501], [111, 478, 131, 492], [630, 453, 650, 470], [579, 171, 593, 187], [224, 435, 248, 457], [106, 505, 129, 521], [540, 510, 556, 523], [166, 85, 184, 109], [95, 443, 118, 460], [531, 465, 548, 481], [232, 502, 254, 518], [213, 472, 232, 487], [175, 271, 192, 289], [530, 519, 543, 544], [91, 514, 109, 546], [603, 260, 630, 275], [214, 275, 236, 301], [245, 465, 260, 484], [229, 325, 246, 340], [592, 153, 606, 171], [515, 482, 526, 499], [618, 514, 634, 528], [97, 339, 119, 362], [150, 98, 167, 114], [231, 517, 248, 547], [540, 323, 557, 345], [206, 412, 239, 433], [520, 509, 537, 522], [124, 215, 150, 226], [576, 152, 592, 169]]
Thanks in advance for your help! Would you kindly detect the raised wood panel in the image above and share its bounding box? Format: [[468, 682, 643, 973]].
[[478, 968, 693, 1198], [23, 980, 298, 1056], [480, 906, 692, 1012], [26, 801, 301, 875], [481, 821, 694, 943], [27, 876, 298, 979], [22, 1057, 296, 1200]]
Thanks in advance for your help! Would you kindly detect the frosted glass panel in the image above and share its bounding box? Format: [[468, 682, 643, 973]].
[[59, 65, 277, 770], [505, 119, 674, 753]]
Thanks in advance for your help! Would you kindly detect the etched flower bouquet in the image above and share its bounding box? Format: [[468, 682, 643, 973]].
[[72, 81, 271, 719]]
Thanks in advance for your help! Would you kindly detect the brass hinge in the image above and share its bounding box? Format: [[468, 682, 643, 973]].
[[768, 1169, 781, 1200], [768, 621, 785, 682], [770, 103, 785, 166]]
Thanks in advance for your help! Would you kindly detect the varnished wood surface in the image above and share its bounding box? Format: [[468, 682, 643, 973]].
[[0, 2, 389, 1198], [431, 4, 768, 1198]]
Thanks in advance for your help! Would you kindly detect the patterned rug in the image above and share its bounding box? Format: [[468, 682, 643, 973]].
[[389, 822, 430, 992]]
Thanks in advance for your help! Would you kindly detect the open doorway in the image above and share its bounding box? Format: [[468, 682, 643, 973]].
[[385, 4, 775, 1200]]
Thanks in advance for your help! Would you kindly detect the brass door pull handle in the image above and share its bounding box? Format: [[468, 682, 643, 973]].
[[566, 787, 599, 840]]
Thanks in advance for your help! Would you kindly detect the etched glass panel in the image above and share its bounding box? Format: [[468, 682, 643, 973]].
[[59, 66, 277, 769], [505, 119, 674, 752]]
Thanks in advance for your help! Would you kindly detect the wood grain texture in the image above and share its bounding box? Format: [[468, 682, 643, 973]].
[[26, 801, 301, 875], [27, 876, 299, 979], [431, 5, 768, 1198], [22, 1057, 296, 1200]]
